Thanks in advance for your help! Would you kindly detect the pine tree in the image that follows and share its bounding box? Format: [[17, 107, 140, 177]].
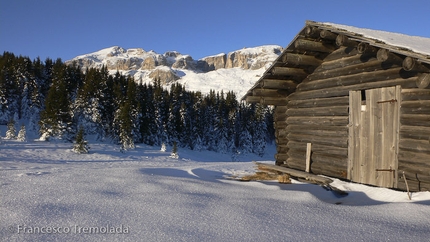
[[17, 124, 26, 142], [170, 141, 178, 159], [5, 119, 16, 139], [72, 126, 89, 154]]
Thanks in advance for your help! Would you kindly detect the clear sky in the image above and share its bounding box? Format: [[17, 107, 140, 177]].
[[1, 0, 430, 61]]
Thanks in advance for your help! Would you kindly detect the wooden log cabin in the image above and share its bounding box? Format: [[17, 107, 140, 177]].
[[243, 21, 430, 192]]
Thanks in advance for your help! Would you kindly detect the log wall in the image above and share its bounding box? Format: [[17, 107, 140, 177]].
[[398, 89, 430, 191], [275, 46, 429, 191]]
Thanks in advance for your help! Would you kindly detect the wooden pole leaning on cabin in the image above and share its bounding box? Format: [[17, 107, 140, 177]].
[[306, 143, 312, 173]]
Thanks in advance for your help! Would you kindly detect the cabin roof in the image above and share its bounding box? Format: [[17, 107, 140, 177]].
[[243, 20, 430, 102]]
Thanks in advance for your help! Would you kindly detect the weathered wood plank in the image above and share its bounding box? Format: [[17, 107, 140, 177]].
[[286, 105, 349, 116], [287, 96, 349, 108], [416, 73, 430, 89], [323, 46, 357, 62], [401, 88, 430, 100], [261, 79, 298, 89], [281, 53, 322, 66], [289, 76, 417, 100], [287, 141, 348, 156], [285, 125, 348, 137], [294, 39, 335, 53], [271, 67, 308, 77], [308, 58, 402, 81], [348, 90, 362, 181], [286, 116, 349, 126], [298, 67, 415, 92], [336, 35, 358, 47], [245, 96, 288, 106], [288, 133, 348, 148], [400, 114, 430, 127], [400, 125, 430, 140], [377, 49, 404, 63], [254, 162, 334, 184], [320, 30, 337, 40], [315, 52, 376, 72]]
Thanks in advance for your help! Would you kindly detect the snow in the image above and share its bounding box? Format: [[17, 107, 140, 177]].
[[1, 138, 430, 241], [323, 22, 430, 56]]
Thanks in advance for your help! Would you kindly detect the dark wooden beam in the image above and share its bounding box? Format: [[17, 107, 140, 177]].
[[245, 96, 288, 106], [271, 67, 308, 77], [320, 30, 337, 40], [402, 57, 430, 72], [416, 73, 430, 89], [305, 26, 320, 38], [335, 35, 357, 47], [357, 42, 378, 54], [376, 49, 404, 62], [281, 53, 322, 66], [252, 88, 290, 97], [261, 79, 297, 89], [294, 39, 335, 53]]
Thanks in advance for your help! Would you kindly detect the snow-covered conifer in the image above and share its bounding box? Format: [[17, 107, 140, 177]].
[[72, 126, 89, 154], [17, 125, 27, 142], [5, 119, 16, 139]]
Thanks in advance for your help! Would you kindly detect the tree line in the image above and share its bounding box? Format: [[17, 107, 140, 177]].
[[0, 52, 275, 156]]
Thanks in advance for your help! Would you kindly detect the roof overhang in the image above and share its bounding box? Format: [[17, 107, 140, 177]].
[[242, 20, 430, 104]]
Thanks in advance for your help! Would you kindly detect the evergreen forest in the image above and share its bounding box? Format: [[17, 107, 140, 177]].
[[0, 52, 275, 156]]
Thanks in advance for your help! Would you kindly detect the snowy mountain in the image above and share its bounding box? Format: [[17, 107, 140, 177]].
[[65, 45, 283, 98]]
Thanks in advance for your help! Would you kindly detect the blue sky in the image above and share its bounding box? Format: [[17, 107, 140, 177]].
[[1, 0, 430, 61]]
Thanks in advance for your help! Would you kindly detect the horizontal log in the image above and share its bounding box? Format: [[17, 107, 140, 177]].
[[287, 140, 348, 156], [245, 96, 288, 106], [308, 58, 402, 81], [288, 133, 348, 148], [299, 67, 415, 92], [281, 53, 322, 66], [305, 26, 320, 38], [286, 157, 347, 179], [399, 138, 430, 153], [336, 35, 358, 47], [287, 116, 348, 126], [261, 79, 298, 89], [397, 179, 430, 192], [289, 76, 418, 100], [319, 30, 337, 40], [402, 57, 430, 72], [398, 149, 430, 165], [254, 162, 334, 184], [401, 88, 430, 101], [376, 49, 404, 62], [398, 169, 430, 183], [286, 105, 349, 117], [287, 96, 349, 108], [416, 73, 430, 89], [400, 125, 430, 140], [285, 124, 348, 136], [277, 144, 289, 154], [274, 105, 288, 113], [271, 67, 308, 77], [274, 153, 289, 163], [252, 88, 290, 97], [294, 39, 335, 53], [357, 42, 378, 54], [401, 100, 430, 114], [323, 46, 357, 62], [400, 114, 430, 126]]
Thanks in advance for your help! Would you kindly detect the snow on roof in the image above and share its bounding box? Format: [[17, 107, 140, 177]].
[[317, 22, 430, 58]]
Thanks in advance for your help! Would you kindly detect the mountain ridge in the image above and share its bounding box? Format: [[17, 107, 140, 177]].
[[65, 45, 283, 98]]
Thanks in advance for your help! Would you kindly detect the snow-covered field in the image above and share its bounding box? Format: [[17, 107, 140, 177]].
[[1, 139, 430, 242]]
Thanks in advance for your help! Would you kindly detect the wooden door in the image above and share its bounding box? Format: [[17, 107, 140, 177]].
[[348, 86, 400, 188]]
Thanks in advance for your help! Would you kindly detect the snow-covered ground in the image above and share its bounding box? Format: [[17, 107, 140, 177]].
[[1, 138, 430, 242]]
